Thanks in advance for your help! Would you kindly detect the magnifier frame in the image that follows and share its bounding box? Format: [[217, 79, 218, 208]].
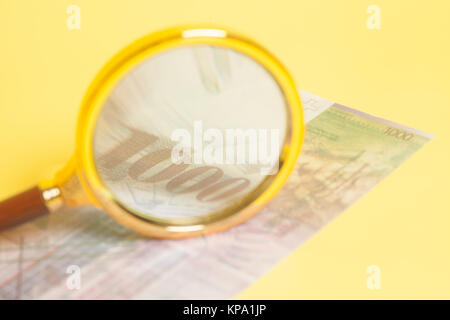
[[46, 26, 305, 239]]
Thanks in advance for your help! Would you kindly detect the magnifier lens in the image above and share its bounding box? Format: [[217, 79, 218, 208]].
[[93, 45, 288, 223]]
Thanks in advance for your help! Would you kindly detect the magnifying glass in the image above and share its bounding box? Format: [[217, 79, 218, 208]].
[[0, 26, 304, 238]]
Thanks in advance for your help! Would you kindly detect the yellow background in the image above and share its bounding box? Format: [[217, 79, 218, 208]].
[[0, 0, 449, 299]]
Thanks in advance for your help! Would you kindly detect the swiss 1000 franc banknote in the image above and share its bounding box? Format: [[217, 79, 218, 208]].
[[0, 91, 432, 299]]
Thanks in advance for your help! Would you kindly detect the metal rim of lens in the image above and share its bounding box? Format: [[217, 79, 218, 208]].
[[75, 25, 305, 238]]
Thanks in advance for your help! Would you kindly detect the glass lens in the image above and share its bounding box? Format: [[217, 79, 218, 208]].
[[93, 44, 288, 222]]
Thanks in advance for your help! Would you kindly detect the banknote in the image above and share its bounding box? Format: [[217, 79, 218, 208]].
[[0, 91, 432, 299]]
